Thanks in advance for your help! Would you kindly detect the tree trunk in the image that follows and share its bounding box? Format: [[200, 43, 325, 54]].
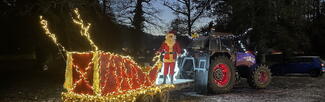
[[187, 17, 191, 36], [133, 0, 145, 31], [103, 0, 107, 15], [187, 0, 191, 36]]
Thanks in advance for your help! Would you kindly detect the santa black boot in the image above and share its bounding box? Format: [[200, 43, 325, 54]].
[[170, 74, 174, 84], [162, 75, 166, 84]]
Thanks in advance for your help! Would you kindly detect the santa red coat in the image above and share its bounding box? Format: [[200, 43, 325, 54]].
[[158, 41, 181, 62]]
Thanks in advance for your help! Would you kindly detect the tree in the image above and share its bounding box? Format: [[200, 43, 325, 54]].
[[206, 0, 232, 32], [109, 0, 162, 51], [204, 0, 324, 63], [164, 0, 211, 36], [308, 1, 325, 57], [133, 0, 146, 31], [111, 0, 162, 32], [208, 0, 315, 54], [98, 0, 115, 18], [169, 15, 187, 35]]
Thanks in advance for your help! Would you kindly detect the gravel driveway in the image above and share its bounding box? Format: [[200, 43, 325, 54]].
[[170, 75, 325, 102], [1, 62, 324, 102]]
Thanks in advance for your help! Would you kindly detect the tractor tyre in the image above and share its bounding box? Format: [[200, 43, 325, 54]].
[[208, 56, 236, 94], [247, 65, 271, 89]]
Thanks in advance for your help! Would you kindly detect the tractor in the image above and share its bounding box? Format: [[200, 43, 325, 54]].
[[178, 28, 271, 94]]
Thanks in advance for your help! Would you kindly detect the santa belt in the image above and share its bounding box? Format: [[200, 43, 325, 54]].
[[163, 52, 176, 54]]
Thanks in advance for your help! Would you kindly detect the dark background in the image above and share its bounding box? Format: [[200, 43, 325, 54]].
[[0, 0, 325, 101]]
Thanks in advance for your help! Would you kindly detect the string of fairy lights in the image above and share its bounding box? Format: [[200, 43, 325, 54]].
[[62, 84, 174, 102], [40, 16, 67, 52], [72, 8, 99, 51], [40, 8, 172, 102], [71, 60, 94, 92], [40, 16, 67, 61], [210, 28, 253, 52]]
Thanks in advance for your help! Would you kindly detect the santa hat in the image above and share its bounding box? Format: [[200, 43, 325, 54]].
[[166, 31, 176, 39], [168, 30, 176, 35]]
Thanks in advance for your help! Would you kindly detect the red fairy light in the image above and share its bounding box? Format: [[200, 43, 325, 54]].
[[149, 66, 159, 84]]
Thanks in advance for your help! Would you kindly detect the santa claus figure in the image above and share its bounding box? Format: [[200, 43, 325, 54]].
[[157, 31, 181, 84]]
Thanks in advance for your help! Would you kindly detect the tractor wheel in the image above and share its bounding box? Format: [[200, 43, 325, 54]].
[[247, 65, 271, 89], [208, 56, 236, 94], [137, 94, 153, 102]]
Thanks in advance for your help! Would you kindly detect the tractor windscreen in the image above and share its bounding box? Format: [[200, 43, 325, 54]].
[[190, 37, 209, 50], [209, 37, 235, 52]]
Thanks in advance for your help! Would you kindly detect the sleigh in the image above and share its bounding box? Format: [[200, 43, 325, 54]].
[[39, 8, 175, 102], [61, 51, 174, 102]]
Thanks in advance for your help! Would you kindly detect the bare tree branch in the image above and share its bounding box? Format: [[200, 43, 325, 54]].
[[164, 0, 211, 36], [163, 1, 188, 15], [190, 0, 210, 26], [110, 0, 163, 33], [176, 0, 186, 4]]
